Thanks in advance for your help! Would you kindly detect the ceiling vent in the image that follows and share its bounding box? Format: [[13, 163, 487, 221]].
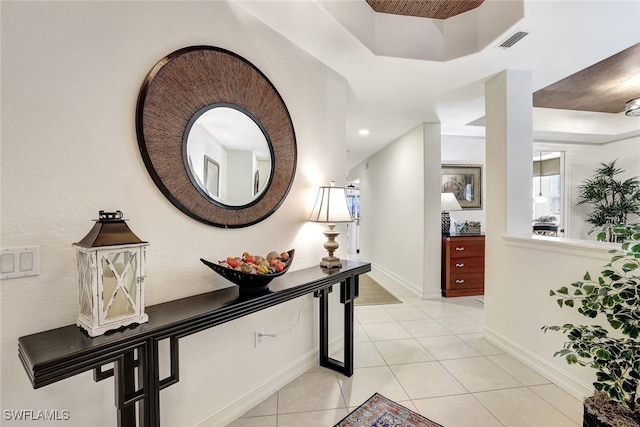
[[498, 31, 528, 48]]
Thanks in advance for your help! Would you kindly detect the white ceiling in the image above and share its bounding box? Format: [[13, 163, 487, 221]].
[[238, 0, 640, 169]]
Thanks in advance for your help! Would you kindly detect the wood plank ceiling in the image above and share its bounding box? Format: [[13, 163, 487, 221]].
[[533, 42, 640, 114], [365, 0, 484, 20]]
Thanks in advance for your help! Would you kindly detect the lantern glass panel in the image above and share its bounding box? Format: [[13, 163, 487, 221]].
[[77, 252, 92, 317], [101, 251, 138, 319]]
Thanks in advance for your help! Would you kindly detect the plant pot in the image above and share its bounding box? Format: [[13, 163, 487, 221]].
[[583, 392, 640, 427]]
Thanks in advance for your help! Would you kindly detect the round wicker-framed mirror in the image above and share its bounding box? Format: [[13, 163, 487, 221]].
[[136, 46, 297, 228]]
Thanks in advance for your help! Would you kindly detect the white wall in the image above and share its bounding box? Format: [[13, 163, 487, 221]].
[[349, 126, 425, 294], [441, 135, 486, 231], [1, 2, 349, 426], [348, 124, 442, 298], [484, 237, 619, 400]]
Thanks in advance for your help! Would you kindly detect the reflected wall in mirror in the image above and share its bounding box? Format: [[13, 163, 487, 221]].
[[185, 105, 272, 206], [136, 46, 296, 228]]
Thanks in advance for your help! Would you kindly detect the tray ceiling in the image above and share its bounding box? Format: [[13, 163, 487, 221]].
[[534, 42, 640, 114], [237, 1, 640, 169], [366, 0, 484, 20]]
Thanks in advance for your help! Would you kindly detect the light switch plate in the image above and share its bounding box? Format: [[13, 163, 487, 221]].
[[1, 247, 40, 280]]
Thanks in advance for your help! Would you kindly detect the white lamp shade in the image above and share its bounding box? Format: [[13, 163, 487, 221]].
[[309, 183, 354, 223], [441, 193, 462, 211]]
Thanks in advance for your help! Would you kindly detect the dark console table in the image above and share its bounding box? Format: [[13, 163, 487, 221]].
[[18, 260, 370, 427]]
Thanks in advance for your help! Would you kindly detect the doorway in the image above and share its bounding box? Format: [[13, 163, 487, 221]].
[[346, 180, 360, 254]]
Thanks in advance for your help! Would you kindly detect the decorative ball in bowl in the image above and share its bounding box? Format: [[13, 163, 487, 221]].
[[200, 249, 294, 292]]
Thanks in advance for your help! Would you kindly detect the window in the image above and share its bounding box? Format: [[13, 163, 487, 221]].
[[533, 151, 564, 233]]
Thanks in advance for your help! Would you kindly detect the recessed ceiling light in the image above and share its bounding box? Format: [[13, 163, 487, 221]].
[[358, 129, 370, 136], [625, 98, 640, 117]]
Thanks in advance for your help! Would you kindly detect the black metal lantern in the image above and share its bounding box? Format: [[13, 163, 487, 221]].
[[73, 211, 149, 337]]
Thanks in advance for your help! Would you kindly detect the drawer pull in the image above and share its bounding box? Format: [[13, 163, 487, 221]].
[[455, 247, 465, 251], [455, 279, 465, 284], [455, 263, 465, 268]]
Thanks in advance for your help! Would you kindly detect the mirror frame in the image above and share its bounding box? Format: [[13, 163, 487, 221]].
[[136, 46, 297, 228]]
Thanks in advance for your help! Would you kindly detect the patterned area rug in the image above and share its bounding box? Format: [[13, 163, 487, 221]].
[[334, 393, 443, 427], [355, 275, 402, 306]]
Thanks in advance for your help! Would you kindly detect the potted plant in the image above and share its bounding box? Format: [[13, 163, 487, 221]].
[[576, 160, 640, 242], [543, 225, 640, 426]]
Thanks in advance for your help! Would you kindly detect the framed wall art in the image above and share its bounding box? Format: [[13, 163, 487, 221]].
[[441, 164, 482, 209], [204, 156, 220, 198]]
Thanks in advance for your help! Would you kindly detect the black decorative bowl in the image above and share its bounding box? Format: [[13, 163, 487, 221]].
[[200, 249, 295, 292]]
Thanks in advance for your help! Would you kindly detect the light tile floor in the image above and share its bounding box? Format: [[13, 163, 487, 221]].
[[228, 274, 583, 427]]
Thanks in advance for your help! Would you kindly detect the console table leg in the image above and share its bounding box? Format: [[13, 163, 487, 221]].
[[115, 351, 137, 427], [316, 276, 358, 377], [340, 275, 358, 377], [139, 339, 161, 427], [342, 298, 355, 377], [317, 287, 330, 369]]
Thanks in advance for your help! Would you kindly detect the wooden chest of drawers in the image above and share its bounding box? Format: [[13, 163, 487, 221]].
[[441, 234, 485, 297]]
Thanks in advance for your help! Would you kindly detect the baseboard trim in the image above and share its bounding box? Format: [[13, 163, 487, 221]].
[[195, 338, 344, 426], [483, 326, 592, 401], [370, 263, 427, 298], [354, 257, 440, 300]]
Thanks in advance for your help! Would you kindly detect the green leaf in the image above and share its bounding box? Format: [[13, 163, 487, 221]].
[[595, 348, 611, 360], [609, 319, 623, 329], [557, 286, 569, 295], [583, 272, 591, 281], [568, 329, 582, 340], [566, 354, 578, 364], [622, 379, 637, 393], [582, 308, 598, 318], [564, 299, 574, 308]]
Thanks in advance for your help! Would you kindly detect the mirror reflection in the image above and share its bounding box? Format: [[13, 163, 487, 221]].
[[185, 105, 272, 206]]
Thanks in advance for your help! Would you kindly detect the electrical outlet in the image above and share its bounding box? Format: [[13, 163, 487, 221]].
[[255, 329, 264, 347]]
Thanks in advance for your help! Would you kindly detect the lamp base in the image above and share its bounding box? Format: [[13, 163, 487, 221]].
[[320, 224, 343, 269], [320, 255, 343, 269], [442, 211, 451, 235]]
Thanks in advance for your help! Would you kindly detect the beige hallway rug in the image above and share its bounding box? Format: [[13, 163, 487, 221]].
[[355, 274, 402, 306]]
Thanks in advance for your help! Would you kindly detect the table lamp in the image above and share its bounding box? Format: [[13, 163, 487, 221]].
[[309, 182, 354, 268], [441, 193, 462, 235]]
